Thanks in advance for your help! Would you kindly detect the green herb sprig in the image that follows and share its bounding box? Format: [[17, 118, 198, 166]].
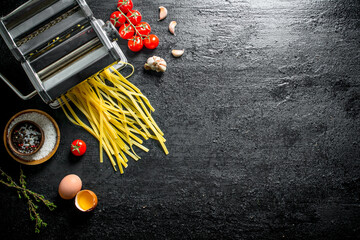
[[0, 166, 56, 233]]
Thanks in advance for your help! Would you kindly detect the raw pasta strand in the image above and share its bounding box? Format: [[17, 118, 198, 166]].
[[60, 63, 168, 174]]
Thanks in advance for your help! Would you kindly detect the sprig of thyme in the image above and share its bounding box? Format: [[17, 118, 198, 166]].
[[0, 166, 56, 233]]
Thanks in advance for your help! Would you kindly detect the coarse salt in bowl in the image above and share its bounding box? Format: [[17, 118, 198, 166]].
[[7, 111, 58, 161]]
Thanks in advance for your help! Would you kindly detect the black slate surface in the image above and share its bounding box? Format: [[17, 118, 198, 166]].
[[0, 0, 359, 239]]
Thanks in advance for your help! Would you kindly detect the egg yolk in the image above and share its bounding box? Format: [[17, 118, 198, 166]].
[[77, 191, 94, 211]]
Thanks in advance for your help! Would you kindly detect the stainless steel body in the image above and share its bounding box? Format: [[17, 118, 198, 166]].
[[0, 0, 127, 108]]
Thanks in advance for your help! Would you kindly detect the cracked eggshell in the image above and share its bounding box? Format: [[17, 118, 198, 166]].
[[75, 190, 98, 212]]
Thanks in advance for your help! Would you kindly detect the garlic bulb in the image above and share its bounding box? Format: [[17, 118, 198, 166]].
[[144, 56, 167, 72], [158, 6, 168, 21]]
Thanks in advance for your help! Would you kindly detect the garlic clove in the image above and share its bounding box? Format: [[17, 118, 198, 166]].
[[147, 56, 156, 66], [158, 6, 168, 21], [171, 49, 184, 58], [144, 63, 152, 71], [169, 21, 177, 35], [157, 64, 167, 73]]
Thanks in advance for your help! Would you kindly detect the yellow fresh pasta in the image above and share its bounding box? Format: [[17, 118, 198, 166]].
[[59, 62, 168, 174]]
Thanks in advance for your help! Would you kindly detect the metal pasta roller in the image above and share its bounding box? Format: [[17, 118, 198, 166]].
[[0, 0, 127, 108]]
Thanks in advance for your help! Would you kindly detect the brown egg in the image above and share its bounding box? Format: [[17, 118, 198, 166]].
[[58, 174, 82, 200]]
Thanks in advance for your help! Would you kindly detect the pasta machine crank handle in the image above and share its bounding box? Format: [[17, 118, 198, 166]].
[[0, 72, 37, 100]]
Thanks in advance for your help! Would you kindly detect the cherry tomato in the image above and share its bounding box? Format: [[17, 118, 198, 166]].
[[135, 22, 151, 36], [143, 34, 159, 49], [110, 11, 126, 28], [71, 139, 86, 156], [126, 10, 142, 26], [119, 24, 135, 39], [128, 36, 143, 52], [117, 0, 133, 14]]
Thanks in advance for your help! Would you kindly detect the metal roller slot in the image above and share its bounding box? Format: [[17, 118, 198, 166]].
[[43, 46, 114, 100], [2, 0, 60, 29], [29, 24, 96, 71], [26, 20, 91, 60], [19, 8, 86, 55], [38, 37, 101, 80], [11, 1, 78, 42]]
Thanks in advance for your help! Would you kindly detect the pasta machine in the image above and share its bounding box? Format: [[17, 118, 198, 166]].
[[0, 0, 127, 108]]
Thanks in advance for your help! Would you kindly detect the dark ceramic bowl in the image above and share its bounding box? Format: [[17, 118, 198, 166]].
[[7, 120, 45, 156]]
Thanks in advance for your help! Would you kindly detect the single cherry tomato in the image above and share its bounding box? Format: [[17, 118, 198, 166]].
[[71, 139, 86, 156], [119, 24, 135, 39], [143, 34, 159, 49], [110, 11, 126, 28], [126, 10, 142, 25], [135, 22, 151, 36], [117, 0, 133, 14], [128, 36, 143, 52]]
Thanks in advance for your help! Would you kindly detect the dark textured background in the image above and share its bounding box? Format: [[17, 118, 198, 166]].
[[0, 0, 359, 239]]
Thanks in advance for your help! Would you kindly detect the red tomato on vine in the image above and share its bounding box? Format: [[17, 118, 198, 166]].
[[135, 22, 151, 36], [110, 11, 126, 28], [128, 36, 143, 52], [119, 24, 135, 39], [112, 1, 160, 52], [117, 0, 133, 14], [126, 10, 142, 25], [143, 34, 159, 49]]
